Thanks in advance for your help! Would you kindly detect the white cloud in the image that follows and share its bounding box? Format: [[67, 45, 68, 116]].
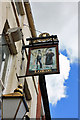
[[59, 12, 78, 63], [45, 53, 70, 105], [31, 2, 78, 63]]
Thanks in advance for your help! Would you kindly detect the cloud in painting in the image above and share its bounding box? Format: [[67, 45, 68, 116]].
[[45, 53, 70, 105]]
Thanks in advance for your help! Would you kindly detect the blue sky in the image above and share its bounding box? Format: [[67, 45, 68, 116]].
[[30, 1, 78, 118], [50, 50, 78, 118]]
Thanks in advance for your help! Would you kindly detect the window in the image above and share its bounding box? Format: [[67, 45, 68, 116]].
[[15, 2, 25, 16], [0, 20, 10, 90], [1, 35, 10, 84], [0, 20, 10, 114]]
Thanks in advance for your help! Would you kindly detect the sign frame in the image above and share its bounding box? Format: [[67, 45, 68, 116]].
[[26, 44, 59, 76]]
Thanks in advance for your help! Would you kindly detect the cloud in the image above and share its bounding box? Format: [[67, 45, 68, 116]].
[[59, 12, 78, 63], [45, 53, 70, 105], [31, 2, 78, 63]]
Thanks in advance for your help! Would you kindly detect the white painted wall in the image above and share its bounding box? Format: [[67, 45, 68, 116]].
[[0, 2, 38, 118]]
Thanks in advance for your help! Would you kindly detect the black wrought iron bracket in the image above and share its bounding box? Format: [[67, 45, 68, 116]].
[[22, 35, 59, 49], [26, 35, 57, 41]]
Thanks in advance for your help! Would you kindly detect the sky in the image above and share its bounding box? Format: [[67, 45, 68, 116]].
[[29, 1, 78, 119]]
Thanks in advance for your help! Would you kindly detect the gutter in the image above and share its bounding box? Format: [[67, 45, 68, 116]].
[[24, 2, 37, 37]]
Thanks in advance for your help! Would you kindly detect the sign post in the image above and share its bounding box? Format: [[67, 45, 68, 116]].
[[39, 74, 51, 120]]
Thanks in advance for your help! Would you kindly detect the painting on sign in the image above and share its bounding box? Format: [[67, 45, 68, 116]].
[[26, 44, 59, 76]]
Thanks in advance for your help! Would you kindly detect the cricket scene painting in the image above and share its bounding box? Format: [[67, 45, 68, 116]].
[[27, 45, 59, 75]]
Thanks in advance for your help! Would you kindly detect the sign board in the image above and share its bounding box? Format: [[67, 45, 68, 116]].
[[26, 44, 59, 76]]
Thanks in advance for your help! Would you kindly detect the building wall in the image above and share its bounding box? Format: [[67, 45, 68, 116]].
[[0, 1, 39, 119]]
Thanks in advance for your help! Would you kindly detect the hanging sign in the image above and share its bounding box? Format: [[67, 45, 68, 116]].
[[26, 40, 59, 76]]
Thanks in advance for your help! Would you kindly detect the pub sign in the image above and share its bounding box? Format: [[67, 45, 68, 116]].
[[26, 34, 59, 76]]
